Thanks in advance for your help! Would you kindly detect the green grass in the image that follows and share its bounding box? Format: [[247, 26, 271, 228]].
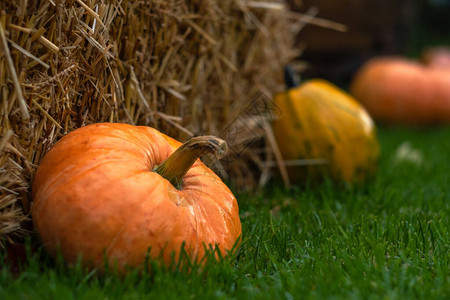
[[1, 126, 449, 299]]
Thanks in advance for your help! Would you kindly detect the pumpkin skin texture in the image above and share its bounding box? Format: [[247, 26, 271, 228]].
[[273, 79, 379, 183], [32, 123, 241, 272], [350, 57, 450, 124]]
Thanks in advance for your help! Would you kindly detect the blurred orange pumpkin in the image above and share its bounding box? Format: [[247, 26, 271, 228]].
[[32, 123, 241, 272], [350, 56, 450, 124]]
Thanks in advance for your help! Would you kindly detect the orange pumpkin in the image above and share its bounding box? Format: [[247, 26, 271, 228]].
[[32, 123, 241, 272], [350, 56, 450, 124]]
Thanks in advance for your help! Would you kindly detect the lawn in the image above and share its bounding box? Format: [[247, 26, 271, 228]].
[[1, 126, 449, 300]]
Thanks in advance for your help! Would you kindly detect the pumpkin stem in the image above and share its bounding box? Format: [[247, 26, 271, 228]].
[[284, 65, 300, 89], [155, 136, 228, 188]]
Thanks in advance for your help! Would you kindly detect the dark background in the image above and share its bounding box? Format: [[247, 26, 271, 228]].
[[288, 0, 450, 87]]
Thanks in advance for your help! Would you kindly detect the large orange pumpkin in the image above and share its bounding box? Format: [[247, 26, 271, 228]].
[[350, 56, 450, 124], [32, 123, 241, 271]]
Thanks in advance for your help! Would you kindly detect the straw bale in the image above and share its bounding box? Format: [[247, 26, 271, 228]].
[[0, 0, 303, 243]]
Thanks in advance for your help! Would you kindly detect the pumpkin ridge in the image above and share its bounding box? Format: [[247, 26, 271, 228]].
[[66, 124, 166, 165], [192, 197, 227, 247], [193, 188, 239, 245], [35, 156, 144, 203], [104, 176, 167, 260]]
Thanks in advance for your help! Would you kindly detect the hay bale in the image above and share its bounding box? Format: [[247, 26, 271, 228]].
[[0, 0, 301, 243]]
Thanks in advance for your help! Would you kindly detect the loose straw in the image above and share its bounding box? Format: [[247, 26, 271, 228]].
[[0, 23, 30, 120]]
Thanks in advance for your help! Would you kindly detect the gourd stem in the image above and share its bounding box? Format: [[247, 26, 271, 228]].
[[155, 136, 228, 189], [284, 65, 301, 89]]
